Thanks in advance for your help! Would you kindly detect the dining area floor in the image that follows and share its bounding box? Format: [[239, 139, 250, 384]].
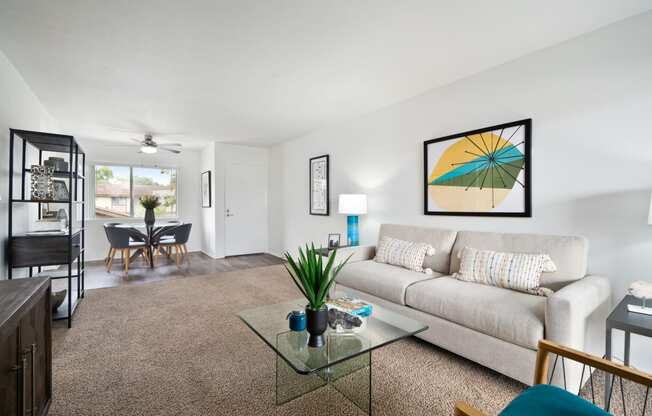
[[51, 252, 284, 291]]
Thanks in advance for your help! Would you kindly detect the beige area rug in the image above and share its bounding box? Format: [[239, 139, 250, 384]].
[[50, 265, 643, 415]]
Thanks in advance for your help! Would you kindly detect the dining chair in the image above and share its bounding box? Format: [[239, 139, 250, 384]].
[[105, 226, 149, 274], [156, 223, 192, 267], [103, 223, 122, 263]]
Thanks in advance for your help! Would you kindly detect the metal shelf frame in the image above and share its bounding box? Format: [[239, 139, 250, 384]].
[[8, 129, 86, 328]]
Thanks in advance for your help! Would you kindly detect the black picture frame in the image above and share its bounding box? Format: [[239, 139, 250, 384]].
[[423, 119, 531, 217], [309, 154, 329, 216], [201, 170, 212, 208], [327, 233, 341, 249]]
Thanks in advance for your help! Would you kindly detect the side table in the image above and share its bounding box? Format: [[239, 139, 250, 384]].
[[604, 295, 652, 411], [315, 246, 351, 257]]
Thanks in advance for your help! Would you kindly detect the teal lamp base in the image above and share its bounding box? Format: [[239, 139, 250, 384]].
[[347, 215, 359, 246]]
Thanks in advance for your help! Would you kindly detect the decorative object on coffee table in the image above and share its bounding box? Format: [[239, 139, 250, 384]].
[[286, 310, 306, 332], [338, 194, 367, 246], [139, 195, 161, 227], [30, 164, 54, 200], [283, 244, 351, 347], [309, 154, 329, 215], [424, 119, 531, 217]]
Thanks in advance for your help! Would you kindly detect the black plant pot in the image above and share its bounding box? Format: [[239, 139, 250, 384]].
[[306, 306, 328, 348], [144, 208, 155, 227]]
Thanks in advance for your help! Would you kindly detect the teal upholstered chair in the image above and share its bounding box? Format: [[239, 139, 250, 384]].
[[455, 340, 652, 416]]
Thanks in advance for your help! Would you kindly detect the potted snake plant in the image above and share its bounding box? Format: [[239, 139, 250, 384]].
[[284, 244, 352, 347]]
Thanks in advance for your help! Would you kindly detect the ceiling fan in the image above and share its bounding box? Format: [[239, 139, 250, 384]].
[[131, 134, 182, 154]]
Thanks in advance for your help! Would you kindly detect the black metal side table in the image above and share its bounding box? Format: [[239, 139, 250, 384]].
[[315, 246, 351, 257], [604, 295, 652, 410]]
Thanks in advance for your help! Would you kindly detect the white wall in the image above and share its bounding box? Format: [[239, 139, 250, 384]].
[[269, 13, 652, 368], [0, 50, 58, 279], [78, 139, 202, 261], [200, 143, 270, 258]]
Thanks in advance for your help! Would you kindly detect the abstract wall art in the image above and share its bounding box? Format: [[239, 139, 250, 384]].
[[423, 119, 531, 217], [309, 154, 329, 215]]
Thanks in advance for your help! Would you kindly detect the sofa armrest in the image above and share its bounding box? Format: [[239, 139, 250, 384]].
[[545, 275, 611, 351], [333, 245, 376, 263]]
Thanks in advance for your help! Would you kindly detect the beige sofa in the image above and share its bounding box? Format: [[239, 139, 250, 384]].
[[335, 224, 611, 389]]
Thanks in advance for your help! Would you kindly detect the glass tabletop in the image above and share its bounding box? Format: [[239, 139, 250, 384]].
[[238, 291, 428, 374]]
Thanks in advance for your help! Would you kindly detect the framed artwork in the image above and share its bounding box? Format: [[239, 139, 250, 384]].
[[52, 179, 70, 201], [309, 154, 329, 215], [423, 119, 531, 217], [328, 233, 341, 249], [201, 171, 211, 208]]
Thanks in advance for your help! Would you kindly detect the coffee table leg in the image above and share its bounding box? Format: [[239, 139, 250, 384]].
[[327, 351, 371, 415], [274, 342, 371, 414]]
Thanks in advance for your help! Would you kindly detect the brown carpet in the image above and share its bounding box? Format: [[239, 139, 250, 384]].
[[50, 265, 643, 415]]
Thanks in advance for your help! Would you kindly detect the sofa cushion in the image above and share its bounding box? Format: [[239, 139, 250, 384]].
[[336, 260, 441, 305], [450, 231, 588, 290], [378, 224, 457, 274], [375, 236, 434, 273], [405, 277, 545, 349], [456, 246, 556, 296]]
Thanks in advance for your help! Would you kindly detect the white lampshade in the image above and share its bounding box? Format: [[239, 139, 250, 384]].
[[339, 194, 367, 215], [648, 193, 652, 225]]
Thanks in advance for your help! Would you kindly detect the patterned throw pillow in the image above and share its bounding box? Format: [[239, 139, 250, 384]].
[[375, 236, 435, 274], [454, 246, 557, 296]]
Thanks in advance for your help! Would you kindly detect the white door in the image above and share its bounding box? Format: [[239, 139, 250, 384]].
[[225, 162, 268, 256]]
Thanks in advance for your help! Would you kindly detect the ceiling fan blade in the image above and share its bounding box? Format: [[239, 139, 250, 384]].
[[160, 147, 181, 154], [130, 138, 143, 144], [158, 143, 183, 147], [103, 144, 141, 148]]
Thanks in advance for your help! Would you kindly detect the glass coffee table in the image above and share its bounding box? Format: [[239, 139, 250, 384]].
[[238, 294, 428, 415]]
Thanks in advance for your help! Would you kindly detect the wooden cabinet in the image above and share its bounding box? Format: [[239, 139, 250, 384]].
[[0, 278, 52, 416]]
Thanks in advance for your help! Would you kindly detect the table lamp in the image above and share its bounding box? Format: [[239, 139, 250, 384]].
[[338, 194, 367, 246]]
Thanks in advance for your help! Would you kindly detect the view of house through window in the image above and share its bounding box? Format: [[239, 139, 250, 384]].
[[94, 165, 177, 218]]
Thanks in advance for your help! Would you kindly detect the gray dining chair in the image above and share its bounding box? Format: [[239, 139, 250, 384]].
[[103, 223, 121, 264], [156, 223, 192, 267], [104, 226, 148, 274]]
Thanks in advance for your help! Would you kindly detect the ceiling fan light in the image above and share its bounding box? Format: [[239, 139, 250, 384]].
[[141, 145, 157, 154]]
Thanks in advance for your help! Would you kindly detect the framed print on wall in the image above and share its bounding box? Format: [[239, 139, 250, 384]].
[[423, 119, 531, 217], [309, 154, 329, 215], [201, 170, 212, 208]]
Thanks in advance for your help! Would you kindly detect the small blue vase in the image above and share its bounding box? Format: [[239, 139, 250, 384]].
[[287, 310, 306, 331]]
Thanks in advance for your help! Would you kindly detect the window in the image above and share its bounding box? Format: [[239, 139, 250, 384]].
[[93, 164, 177, 218]]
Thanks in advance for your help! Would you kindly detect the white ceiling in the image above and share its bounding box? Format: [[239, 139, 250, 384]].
[[1, 1, 650, 148]]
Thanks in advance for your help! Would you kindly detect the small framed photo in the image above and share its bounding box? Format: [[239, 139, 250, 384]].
[[328, 233, 341, 249]]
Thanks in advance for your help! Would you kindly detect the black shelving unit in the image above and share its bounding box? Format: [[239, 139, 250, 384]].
[[8, 129, 86, 328]]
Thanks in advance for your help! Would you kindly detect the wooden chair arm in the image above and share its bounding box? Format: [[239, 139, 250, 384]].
[[535, 339, 652, 387], [454, 401, 489, 416]]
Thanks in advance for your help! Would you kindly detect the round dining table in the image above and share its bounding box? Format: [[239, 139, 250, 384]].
[[114, 222, 182, 268]]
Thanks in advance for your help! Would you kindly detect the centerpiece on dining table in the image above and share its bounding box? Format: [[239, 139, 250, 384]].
[[283, 244, 352, 347], [139, 195, 161, 228]]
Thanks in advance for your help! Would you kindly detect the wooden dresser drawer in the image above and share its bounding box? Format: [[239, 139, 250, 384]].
[[11, 233, 81, 268]]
